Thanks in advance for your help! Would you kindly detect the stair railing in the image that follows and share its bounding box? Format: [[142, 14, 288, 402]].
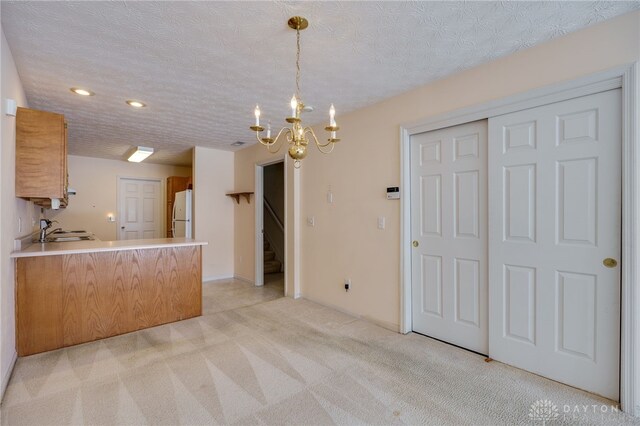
[[264, 197, 284, 232]]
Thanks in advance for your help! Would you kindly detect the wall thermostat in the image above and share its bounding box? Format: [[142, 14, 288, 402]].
[[386, 187, 400, 200]]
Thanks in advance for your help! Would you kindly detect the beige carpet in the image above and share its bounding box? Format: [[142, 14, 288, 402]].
[[1, 276, 638, 425]]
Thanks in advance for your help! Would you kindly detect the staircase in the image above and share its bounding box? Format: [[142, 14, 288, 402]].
[[263, 239, 282, 274]]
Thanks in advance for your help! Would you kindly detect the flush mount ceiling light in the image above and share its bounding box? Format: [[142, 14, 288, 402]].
[[231, 141, 245, 147], [70, 87, 94, 96], [127, 146, 154, 162], [126, 100, 146, 108], [250, 16, 341, 168]]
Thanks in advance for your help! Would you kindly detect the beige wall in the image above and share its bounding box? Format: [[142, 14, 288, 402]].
[[193, 146, 235, 281], [49, 155, 191, 241], [0, 28, 38, 395], [234, 11, 640, 331]]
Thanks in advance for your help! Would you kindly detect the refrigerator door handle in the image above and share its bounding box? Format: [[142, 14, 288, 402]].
[[172, 201, 177, 238]]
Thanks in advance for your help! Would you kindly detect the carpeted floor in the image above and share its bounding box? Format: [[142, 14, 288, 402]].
[[1, 276, 638, 425]]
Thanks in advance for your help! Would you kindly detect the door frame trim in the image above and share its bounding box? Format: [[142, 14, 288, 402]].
[[115, 176, 163, 241], [255, 156, 291, 296], [400, 63, 639, 414]]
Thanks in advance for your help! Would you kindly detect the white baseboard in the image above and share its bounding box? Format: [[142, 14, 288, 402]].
[[202, 274, 233, 283], [233, 275, 254, 284], [361, 315, 401, 333], [1, 351, 17, 404], [301, 296, 400, 333]]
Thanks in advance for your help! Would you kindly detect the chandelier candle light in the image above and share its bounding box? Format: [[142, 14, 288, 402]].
[[250, 16, 340, 168]]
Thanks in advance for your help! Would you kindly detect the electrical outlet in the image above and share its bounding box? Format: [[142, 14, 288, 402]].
[[327, 191, 334, 204], [378, 216, 385, 230], [307, 216, 315, 227], [344, 278, 351, 292]]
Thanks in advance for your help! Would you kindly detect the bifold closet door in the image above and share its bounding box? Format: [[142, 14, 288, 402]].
[[488, 89, 621, 400], [411, 120, 488, 354]]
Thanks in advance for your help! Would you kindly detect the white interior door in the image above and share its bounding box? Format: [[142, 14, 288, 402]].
[[411, 120, 488, 354], [118, 178, 162, 240], [488, 89, 621, 400]]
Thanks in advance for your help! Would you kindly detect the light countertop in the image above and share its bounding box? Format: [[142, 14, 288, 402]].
[[11, 238, 208, 258]]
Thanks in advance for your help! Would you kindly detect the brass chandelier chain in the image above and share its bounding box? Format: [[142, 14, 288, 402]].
[[295, 26, 301, 100]]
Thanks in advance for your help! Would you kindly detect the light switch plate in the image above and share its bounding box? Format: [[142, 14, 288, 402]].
[[5, 99, 17, 117], [378, 216, 386, 230]]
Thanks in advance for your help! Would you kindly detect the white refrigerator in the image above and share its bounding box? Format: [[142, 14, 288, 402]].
[[172, 189, 192, 238]]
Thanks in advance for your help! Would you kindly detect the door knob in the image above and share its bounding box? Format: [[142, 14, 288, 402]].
[[412, 241, 419, 247], [603, 258, 618, 268], [121, 226, 125, 230]]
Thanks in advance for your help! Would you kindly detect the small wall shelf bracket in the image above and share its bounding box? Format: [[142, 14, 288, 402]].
[[226, 192, 253, 204]]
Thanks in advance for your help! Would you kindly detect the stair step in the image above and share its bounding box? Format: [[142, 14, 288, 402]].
[[264, 250, 275, 261], [263, 241, 270, 250], [264, 259, 281, 274]]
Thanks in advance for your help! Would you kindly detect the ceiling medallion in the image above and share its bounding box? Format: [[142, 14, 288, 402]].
[[250, 16, 340, 168]]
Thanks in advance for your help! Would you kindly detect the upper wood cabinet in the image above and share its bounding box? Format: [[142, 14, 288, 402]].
[[16, 107, 68, 207]]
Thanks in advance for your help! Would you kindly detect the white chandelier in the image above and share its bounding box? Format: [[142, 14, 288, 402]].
[[250, 16, 340, 168]]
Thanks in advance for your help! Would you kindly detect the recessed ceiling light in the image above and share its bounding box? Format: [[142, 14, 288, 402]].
[[128, 146, 154, 162], [70, 87, 94, 96], [126, 100, 146, 108], [231, 141, 245, 147]]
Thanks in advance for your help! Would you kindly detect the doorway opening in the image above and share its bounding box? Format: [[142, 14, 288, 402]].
[[256, 160, 285, 295]]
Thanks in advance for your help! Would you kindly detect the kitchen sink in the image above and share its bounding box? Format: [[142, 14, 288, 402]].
[[43, 230, 95, 243], [33, 229, 96, 243], [47, 236, 94, 242]]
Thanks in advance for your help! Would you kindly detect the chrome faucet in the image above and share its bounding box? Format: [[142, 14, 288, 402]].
[[38, 219, 61, 243]]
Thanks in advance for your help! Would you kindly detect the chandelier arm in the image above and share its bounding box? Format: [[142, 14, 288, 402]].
[[304, 127, 318, 143], [305, 127, 335, 154], [255, 131, 271, 146], [317, 143, 336, 155], [303, 127, 321, 145], [267, 127, 290, 153]]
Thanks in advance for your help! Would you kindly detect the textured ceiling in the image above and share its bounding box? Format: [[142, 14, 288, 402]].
[[2, 1, 639, 166]]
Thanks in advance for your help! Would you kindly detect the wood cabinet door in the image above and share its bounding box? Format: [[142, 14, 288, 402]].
[[16, 107, 66, 199]]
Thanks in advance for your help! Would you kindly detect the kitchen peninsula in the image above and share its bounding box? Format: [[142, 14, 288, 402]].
[[11, 237, 207, 356]]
